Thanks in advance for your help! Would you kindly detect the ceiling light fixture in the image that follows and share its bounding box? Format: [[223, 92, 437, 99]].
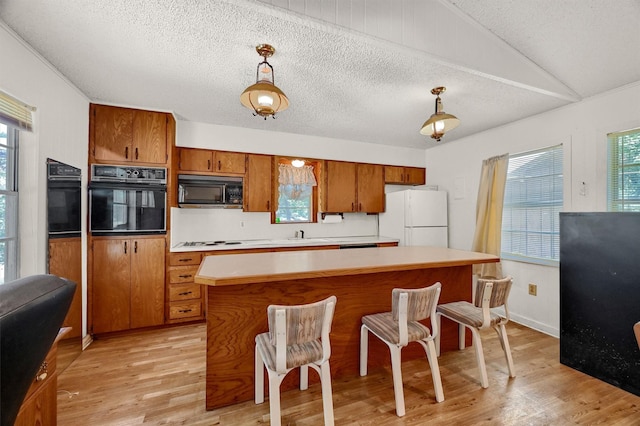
[[291, 159, 305, 168], [420, 86, 460, 141], [240, 44, 289, 120]]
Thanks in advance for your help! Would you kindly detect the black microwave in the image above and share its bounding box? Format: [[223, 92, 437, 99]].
[[178, 175, 243, 208]]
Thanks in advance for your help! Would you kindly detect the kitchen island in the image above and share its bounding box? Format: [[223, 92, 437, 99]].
[[195, 246, 499, 410]]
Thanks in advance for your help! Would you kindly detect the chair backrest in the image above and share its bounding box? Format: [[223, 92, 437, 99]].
[[267, 295, 337, 371], [474, 276, 513, 328], [392, 282, 442, 346], [0, 274, 76, 426]]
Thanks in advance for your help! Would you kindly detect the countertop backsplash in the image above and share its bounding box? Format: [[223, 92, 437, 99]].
[[169, 207, 378, 246]]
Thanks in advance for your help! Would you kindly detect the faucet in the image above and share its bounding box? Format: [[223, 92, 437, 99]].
[[298, 230, 304, 239]]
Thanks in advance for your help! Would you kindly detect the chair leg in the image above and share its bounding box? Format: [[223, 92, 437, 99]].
[[389, 346, 406, 417], [360, 325, 369, 376], [268, 370, 283, 426], [458, 323, 466, 350], [300, 365, 309, 390], [424, 340, 445, 403], [255, 345, 264, 404], [319, 361, 335, 426], [470, 328, 489, 388], [495, 324, 516, 378], [434, 313, 442, 356]]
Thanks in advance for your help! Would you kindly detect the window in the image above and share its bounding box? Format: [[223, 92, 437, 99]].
[[0, 122, 19, 283], [501, 144, 563, 265], [608, 128, 640, 211], [275, 162, 317, 223]]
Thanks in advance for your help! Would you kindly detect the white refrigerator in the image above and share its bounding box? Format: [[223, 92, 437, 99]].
[[379, 189, 448, 247]]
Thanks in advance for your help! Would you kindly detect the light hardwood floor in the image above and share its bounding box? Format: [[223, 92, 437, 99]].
[[57, 322, 639, 425]]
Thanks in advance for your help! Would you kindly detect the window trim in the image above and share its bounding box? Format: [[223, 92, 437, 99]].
[[271, 157, 320, 224]]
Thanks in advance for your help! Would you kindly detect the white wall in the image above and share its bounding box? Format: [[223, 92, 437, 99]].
[[0, 24, 89, 333], [171, 121, 427, 244], [425, 81, 640, 336]]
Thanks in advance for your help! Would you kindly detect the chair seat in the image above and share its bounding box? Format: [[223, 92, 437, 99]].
[[256, 332, 324, 371], [362, 312, 432, 345], [436, 301, 503, 328]]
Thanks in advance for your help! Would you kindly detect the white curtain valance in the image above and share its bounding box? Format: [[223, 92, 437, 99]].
[[278, 164, 317, 186]]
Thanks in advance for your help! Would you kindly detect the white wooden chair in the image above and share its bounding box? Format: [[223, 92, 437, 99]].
[[360, 282, 444, 417], [435, 276, 515, 388], [255, 295, 337, 426]]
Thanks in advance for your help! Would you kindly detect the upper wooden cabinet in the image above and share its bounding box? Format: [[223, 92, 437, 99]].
[[323, 161, 384, 213], [384, 166, 426, 185], [178, 148, 246, 174], [244, 154, 273, 212], [90, 104, 170, 165]]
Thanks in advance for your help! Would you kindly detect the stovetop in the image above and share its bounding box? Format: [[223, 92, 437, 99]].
[[182, 241, 242, 247]]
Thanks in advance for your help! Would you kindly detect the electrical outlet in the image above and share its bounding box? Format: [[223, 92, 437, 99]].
[[528, 283, 537, 296]]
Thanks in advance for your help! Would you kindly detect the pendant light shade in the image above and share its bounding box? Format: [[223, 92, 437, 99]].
[[240, 44, 289, 119], [420, 87, 459, 141]]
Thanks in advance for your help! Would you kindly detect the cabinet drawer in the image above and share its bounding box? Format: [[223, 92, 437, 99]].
[[169, 301, 202, 320], [169, 252, 202, 266], [169, 267, 198, 284], [170, 283, 202, 301]]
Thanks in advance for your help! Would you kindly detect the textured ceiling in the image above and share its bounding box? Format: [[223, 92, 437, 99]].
[[1, 0, 639, 150]]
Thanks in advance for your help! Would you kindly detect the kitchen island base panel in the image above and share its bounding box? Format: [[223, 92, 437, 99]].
[[205, 265, 472, 410]]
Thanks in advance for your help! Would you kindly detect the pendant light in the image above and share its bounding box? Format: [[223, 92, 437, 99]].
[[240, 44, 289, 119], [420, 87, 460, 141]]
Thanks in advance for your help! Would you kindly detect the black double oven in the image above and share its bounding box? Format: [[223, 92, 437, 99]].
[[89, 165, 167, 235]]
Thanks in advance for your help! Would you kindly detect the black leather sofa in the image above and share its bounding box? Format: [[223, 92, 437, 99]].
[[0, 274, 76, 426]]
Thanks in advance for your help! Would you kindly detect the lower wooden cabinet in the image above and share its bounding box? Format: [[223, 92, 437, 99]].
[[48, 237, 82, 338], [92, 236, 166, 334], [167, 252, 205, 323], [14, 328, 68, 426]]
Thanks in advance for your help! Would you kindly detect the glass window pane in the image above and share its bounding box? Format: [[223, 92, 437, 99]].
[[501, 144, 563, 264]]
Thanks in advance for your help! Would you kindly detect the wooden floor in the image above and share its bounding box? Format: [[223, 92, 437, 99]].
[[58, 322, 639, 425]]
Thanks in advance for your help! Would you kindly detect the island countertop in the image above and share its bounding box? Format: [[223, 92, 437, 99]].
[[196, 245, 499, 410], [195, 246, 499, 287]]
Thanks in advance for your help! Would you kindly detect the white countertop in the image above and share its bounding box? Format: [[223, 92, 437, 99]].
[[170, 235, 399, 252]]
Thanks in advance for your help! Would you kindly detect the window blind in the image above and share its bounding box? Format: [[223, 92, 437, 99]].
[[608, 128, 640, 211], [501, 144, 563, 264], [0, 90, 35, 131]]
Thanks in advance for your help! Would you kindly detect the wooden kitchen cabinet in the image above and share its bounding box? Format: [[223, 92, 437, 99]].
[[178, 148, 246, 174], [167, 252, 205, 323], [90, 104, 170, 165], [92, 236, 165, 334], [323, 160, 384, 213], [14, 328, 69, 426], [384, 165, 426, 185], [48, 237, 82, 339], [244, 154, 273, 212]]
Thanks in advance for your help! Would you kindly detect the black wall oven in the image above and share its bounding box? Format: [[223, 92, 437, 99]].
[[89, 165, 167, 235], [47, 159, 81, 238]]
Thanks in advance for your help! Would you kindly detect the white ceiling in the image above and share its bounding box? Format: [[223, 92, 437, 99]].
[[1, 0, 639, 149]]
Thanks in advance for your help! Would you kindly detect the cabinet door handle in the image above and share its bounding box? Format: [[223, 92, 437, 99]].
[[266, 200, 270, 210], [359, 202, 362, 212], [207, 159, 211, 170], [134, 241, 138, 253], [178, 291, 193, 296], [178, 258, 194, 262], [178, 309, 193, 313], [124, 241, 127, 254], [125, 146, 129, 159], [351, 202, 355, 212], [217, 160, 221, 170], [135, 147, 139, 160], [179, 274, 193, 279]]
